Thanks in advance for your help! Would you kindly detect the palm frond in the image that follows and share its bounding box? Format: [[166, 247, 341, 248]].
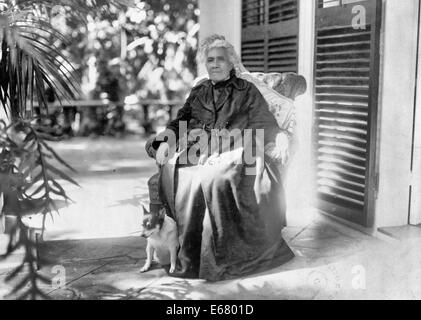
[[0, 119, 79, 299], [1, 9, 80, 119]]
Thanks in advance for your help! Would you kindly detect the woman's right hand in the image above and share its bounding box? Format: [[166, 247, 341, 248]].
[[156, 143, 170, 166]]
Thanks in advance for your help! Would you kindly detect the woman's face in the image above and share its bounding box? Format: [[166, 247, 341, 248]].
[[206, 47, 233, 83]]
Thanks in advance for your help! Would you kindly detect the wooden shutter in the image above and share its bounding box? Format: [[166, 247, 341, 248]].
[[241, 0, 299, 73], [313, 0, 382, 227]]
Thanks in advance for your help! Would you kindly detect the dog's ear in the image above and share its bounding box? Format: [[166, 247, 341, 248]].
[[158, 207, 166, 219], [141, 204, 149, 216]]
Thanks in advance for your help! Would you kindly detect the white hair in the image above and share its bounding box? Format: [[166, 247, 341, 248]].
[[197, 34, 246, 75]]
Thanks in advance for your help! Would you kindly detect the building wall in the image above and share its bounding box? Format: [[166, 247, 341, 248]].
[[198, 0, 242, 76]]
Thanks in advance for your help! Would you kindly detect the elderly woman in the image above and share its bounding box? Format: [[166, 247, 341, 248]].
[[146, 35, 295, 281]]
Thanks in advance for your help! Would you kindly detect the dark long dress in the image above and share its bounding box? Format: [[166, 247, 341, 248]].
[[149, 71, 295, 281]]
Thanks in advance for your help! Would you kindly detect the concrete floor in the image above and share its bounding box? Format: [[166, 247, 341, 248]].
[[1, 136, 420, 300]]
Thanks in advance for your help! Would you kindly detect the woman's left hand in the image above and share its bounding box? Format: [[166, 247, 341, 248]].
[[271, 132, 290, 166]]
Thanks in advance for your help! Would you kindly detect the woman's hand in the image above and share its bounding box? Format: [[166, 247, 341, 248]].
[[254, 155, 264, 204], [198, 154, 208, 165], [268, 132, 290, 166], [156, 143, 170, 166]]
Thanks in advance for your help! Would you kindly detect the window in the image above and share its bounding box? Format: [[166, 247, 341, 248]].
[[241, 0, 299, 73]]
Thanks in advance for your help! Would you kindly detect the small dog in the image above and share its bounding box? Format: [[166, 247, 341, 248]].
[[139, 205, 179, 274]]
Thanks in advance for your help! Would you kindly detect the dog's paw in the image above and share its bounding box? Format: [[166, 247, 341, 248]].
[[140, 264, 151, 273], [169, 265, 176, 274]]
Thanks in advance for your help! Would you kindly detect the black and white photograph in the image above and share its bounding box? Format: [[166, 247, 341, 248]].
[[0, 0, 420, 304]]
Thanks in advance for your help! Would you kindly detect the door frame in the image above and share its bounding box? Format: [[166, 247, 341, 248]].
[[410, 0, 421, 226]]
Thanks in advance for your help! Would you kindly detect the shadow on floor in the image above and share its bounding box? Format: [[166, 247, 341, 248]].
[[29, 217, 377, 300]]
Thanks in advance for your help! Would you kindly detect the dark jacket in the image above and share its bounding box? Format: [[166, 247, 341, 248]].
[[152, 70, 280, 152]]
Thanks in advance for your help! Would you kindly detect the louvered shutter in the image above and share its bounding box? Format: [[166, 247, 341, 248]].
[[313, 0, 382, 227], [241, 0, 299, 73]]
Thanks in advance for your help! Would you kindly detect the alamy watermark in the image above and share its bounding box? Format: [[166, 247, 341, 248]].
[[306, 264, 367, 300], [352, 4, 367, 30], [51, 265, 66, 290], [154, 121, 269, 175]]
